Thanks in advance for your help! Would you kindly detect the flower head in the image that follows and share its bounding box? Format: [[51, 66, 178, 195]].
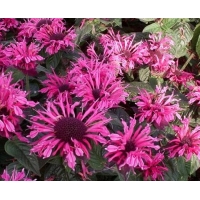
[[17, 18, 64, 40], [147, 33, 175, 77], [142, 153, 168, 181], [1, 168, 33, 181], [71, 57, 128, 110], [134, 86, 181, 129], [105, 118, 159, 170], [100, 29, 149, 73], [187, 82, 200, 105], [40, 70, 74, 99], [0, 72, 37, 140], [34, 25, 76, 55], [167, 117, 200, 161], [28, 93, 109, 170], [5, 41, 43, 74]]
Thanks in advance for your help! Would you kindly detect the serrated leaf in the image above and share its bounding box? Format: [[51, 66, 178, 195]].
[[143, 22, 162, 33], [187, 155, 200, 175], [76, 23, 93, 44], [162, 18, 180, 30], [6, 67, 25, 83], [4, 139, 41, 176], [36, 65, 50, 74], [164, 157, 189, 181], [191, 23, 200, 50], [170, 22, 193, 58], [126, 82, 154, 98], [139, 18, 156, 23], [139, 67, 150, 83], [88, 143, 106, 170], [196, 35, 200, 58], [46, 52, 62, 70], [44, 163, 68, 181]]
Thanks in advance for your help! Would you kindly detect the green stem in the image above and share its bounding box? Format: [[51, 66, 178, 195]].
[[26, 75, 30, 100], [181, 53, 194, 71]]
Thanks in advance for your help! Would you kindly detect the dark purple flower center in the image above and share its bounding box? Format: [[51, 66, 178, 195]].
[[123, 50, 132, 58], [181, 136, 193, 147], [58, 84, 69, 93], [92, 89, 101, 100], [36, 19, 52, 30], [0, 107, 9, 116], [125, 141, 136, 152], [54, 117, 87, 142], [50, 33, 66, 41]]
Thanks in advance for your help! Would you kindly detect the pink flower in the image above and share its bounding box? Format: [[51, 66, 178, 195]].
[[1, 168, 33, 181], [5, 41, 43, 74], [142, 153, 168, 181], [40, 70, 74, 99], [34, 25, 76, 55], [100, 29, 149, 73], [167, 117, 200, 161], [105, 118, 160, 171], [0, 72, 37, 140], [0, 18, 19, 30], [134, 86, 181, 129], [166, 62, 194, 86], [17, 18, 64, 39], [147, 33, 175, 77], [187, 82, 200, 105], [71, 57, 128, 110], [0, 44, 9, 68], [28, 93, 109, 170]]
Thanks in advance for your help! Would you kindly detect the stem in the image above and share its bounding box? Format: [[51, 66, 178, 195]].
[[26, 75, 30, 100], [181, 53, 194, 71]]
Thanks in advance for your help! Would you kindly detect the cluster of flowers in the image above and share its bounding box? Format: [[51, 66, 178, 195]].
[[0, 18, 200, 181]]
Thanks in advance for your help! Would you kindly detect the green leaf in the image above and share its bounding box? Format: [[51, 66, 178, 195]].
[[4, 139, 41, 176], [43, 163, 69, 181], [6, 67, 25, 83], [191, 23, 200, 50], [170, 22, 193, 58], [196, 35, 200, 58], [164, 157, 189, 181], [143, 22, 162, 33], [187, 155, 200, 175], [75, 23, 93, 45], [88, 143, 106, 170], [29, 81, 40, 97], [36, 65, 50, 74], [138, 67, 150, 83], [139, 18, 156, 23], [126, 82, 154, 98], [46, 52, 62, 70], [162, 18, 180, 30]]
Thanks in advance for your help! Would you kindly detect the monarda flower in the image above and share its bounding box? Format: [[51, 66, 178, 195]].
[[0, 18, 19, 30], [34, 25, 76, 55], [0, 44, 9, 69], [187, 82, 200, 105], [71, 59, 128, 110], [100, 29, 149, 73], [147, 33, 175, 77], [1, 168, 33, 181], [28, 93, 109, 170], [0, 72, 37, 140], [105, 118, 159, 171], [166, 63, 194, 87], [142, 153, 168, 181], [167, 117, 200, 161], [134, 86, 181, 129], [17, 18, 64, 40], [40, 70, 74, 99], [5, 41, 43, 75]]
